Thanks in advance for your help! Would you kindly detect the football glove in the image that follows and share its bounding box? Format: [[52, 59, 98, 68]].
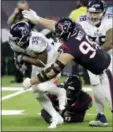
[[22, 9, 40, 24], [23, 77, 31, 90]]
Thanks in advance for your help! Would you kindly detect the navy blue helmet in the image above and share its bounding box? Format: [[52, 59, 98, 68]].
[[53, 17, 75, 41], [10, 21, 31, 48], [88, 0, 106, 12]]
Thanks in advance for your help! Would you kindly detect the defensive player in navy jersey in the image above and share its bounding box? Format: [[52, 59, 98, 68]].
[[22, 17, 111, 96], [41, 75, 92, 124]]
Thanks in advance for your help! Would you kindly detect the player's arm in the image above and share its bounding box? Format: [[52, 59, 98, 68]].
[[22, 55, 46, 67], [102, 28, 113, 51], [22, 9, 56, 30], [7, 8, 20, 25], [16, 51, 47, 67], [23, 53, 74, 89]]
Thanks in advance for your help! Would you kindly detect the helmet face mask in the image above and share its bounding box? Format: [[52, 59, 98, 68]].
[[17, 33, 30, 48], [64, 75, 82, 104]]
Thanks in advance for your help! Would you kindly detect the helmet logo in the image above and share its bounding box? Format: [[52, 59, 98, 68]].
[[21, 28, 29, 37], [92, 4, 100, 8]]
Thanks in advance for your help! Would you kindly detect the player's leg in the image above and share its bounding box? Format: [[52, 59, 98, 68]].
[[31, 66, 64, 128], [41, 109, 52, 124], [88, 71, 108, 126], [101, 70, 113, 112], [32, 86, 63, 128], [107, 53, 113, 74], [37, 80, 67, 111], [31, 65, 67, 111]]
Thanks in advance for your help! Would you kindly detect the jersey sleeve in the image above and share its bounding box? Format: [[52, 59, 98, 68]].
[[58, 38, 80, 59]]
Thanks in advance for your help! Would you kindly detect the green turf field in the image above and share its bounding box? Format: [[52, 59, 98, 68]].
[[1, 76, 113, 131]]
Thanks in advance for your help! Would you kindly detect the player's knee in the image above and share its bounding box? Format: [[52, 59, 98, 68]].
[[37, 82, 53, 92], [37, 83, 47, 92], [32, 91, 41, 99], [32, 87, 44, 99]]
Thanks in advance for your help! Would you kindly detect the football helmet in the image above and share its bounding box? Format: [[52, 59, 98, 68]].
[[53, 17, 75, 41], [10, 21, 31, 48], [64, 74, 82, 104], [87, 0, 106, 25]]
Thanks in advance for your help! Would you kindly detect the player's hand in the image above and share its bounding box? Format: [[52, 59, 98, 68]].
[[13, 7, 20, 15], [23, 77, 32, 90], [14, 54, 23, 63], [22, 9, 40, 24], [16, 54, 23, 63]]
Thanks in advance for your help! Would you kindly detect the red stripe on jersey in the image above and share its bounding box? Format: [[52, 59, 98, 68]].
[[60, 44, 70, 52]]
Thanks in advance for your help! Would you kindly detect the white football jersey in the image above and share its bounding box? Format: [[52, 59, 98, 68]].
[[77, 15, 113, 46], [9, 31, 61, 64]]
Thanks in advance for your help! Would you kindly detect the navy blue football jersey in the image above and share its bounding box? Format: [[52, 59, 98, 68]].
[[58, 25, 111, 75]]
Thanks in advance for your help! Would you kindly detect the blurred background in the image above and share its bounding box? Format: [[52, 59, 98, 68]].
[[1, 0, 113, 84]]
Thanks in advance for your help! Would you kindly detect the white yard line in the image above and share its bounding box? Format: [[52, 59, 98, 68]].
[[2, 90, 27, 101], [2, 87, 32, 91], [2, 87, 92, 91], [1, 87, 92, 101], [1, 110, 25, 115]]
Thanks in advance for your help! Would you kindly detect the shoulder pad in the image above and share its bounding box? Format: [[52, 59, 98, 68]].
[[78, 15, 87, 22]]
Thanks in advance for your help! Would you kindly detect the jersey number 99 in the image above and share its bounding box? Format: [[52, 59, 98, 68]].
[[79, 41, 96, 59]]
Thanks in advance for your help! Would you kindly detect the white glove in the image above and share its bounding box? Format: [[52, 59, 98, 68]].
[[22, 9, 40, 24], [23, 77, 31, 90]]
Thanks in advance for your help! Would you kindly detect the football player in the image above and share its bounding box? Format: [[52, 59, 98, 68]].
[[9, 21, 68, 129], [41, 75, 92, 124], [76, 0, 113, 126], [21, 14, 112, 126]]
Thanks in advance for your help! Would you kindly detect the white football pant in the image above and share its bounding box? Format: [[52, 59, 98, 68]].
[[88, 53, 113, 114]]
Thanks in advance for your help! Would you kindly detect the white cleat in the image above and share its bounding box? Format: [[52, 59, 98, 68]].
[[89, 120, 108, 127], [89, 113, 108, 127], [58, 89, 67, 111], [48, 114, 64, 129]]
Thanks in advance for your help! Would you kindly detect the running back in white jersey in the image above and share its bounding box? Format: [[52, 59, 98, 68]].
[[9, 31, 61, 65], [77, 15, 112, 47]]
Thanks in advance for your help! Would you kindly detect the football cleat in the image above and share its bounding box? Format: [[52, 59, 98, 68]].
[[48, 113, 64, 129], [89, 113, 108, 127]]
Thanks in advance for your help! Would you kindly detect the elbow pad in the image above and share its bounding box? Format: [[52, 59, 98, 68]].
[[37, 60, 65, 83]]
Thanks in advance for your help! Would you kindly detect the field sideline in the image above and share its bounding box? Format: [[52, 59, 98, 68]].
[[1, 76, 113, 131]]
